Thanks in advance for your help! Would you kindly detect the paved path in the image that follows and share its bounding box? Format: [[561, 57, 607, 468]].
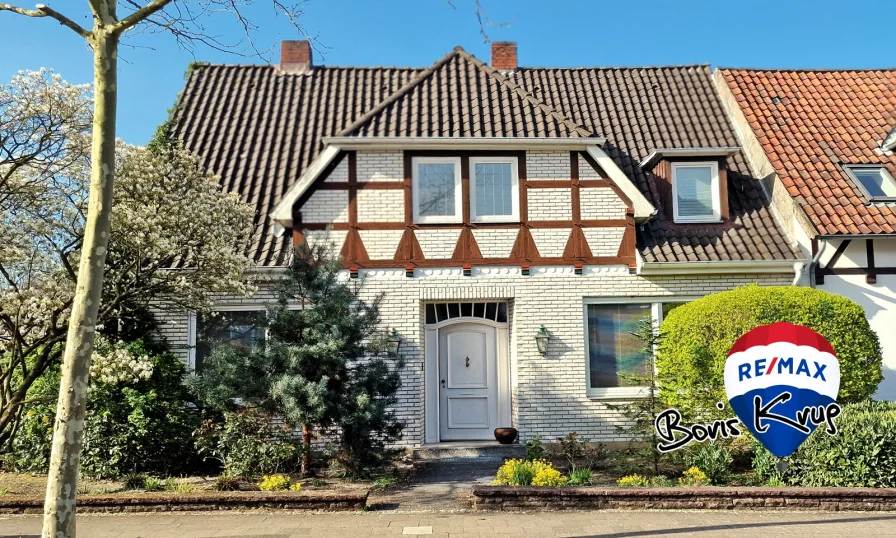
[[2, 510, 896, 537], [369, 460, 500, 511]]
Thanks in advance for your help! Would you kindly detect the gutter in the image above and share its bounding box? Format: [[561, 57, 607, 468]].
[[320, 136, 607, 150], [640, 259, 805, 276], [639, 147, 741, 169]]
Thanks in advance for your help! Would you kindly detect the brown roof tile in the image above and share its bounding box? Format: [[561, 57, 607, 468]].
[[720, 68, 896, 236]]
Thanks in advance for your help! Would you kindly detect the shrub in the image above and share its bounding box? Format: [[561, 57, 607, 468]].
[[123, 473, 147, 490], [194, 409, 302, 478], [617, 474, 651, 487], [658, 286, 882, 420], [752, 400, 896, 487], [214, 476, 241, 491], [678, 467, 710, 486], [494, 459, 564, 487], [568, 468, 592, 486], [143, 477, 164, 492], [552, 432, 606, 472], [525, 435, 544, 460], [650, 475, 674, 487], [258, 474, 292, 492], [8, 339, 201, 478], [682, 443, 733, 485]]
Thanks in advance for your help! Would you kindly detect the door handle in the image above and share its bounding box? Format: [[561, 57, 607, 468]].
[[441, 379, 446, 386], [465, 356, 470, 368]]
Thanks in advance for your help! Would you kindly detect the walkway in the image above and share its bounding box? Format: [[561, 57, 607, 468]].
[[369, 459, 501, 511], [3, 510, 896, 537]]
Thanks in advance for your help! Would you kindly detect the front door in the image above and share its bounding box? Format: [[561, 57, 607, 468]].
[[438, 323, 498, 441]]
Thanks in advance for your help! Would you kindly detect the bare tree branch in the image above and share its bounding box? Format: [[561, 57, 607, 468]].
[[0, 3, 42, 16], [112, 0, 174, 34], [35, 4, 91, 38]]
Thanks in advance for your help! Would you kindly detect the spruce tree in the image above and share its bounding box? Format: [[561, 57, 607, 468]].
[[189, 240, 403, 476]]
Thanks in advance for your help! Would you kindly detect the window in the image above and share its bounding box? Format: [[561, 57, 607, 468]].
[[470, 157, 519, 222], [671, 161, 720, 223], [412, 157, 462, 223], [584, 298, 695, 398], [845, 165, 896, 201], [193, 309, 266, 371]]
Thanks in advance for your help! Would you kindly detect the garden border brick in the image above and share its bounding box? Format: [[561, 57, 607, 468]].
[[0, 490, 368, 514], [472, 486, 896, 512]]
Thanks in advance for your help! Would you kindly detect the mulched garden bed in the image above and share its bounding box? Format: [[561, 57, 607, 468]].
[[472, 485, 896, 512]]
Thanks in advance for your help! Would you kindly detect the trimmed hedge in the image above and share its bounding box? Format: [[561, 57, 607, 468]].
[[753, 400, 896, 487], [657, 285, 882, 420]]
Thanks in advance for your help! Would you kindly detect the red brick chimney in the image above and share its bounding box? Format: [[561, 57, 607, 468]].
[[280, 40, 312, 73], [491, 42, 517, 71]]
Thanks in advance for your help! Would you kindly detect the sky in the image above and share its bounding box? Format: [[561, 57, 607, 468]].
[[1, 0, 893, 145]]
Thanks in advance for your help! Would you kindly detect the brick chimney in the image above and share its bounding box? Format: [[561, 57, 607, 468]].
[[491, 42, 517, 71], [280, 40, 312, 73]]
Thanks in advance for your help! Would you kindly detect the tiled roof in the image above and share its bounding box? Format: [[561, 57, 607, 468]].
[[339, 48, 593, 138], [719, 68, 896, 236], [172, 50, 801, 266]]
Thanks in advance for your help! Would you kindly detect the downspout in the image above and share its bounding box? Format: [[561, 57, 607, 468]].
[[807, 239, 827, 288]]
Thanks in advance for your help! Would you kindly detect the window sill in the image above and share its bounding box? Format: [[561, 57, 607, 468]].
[[672, 217, 723, 224], [587, 386, 651, 400]]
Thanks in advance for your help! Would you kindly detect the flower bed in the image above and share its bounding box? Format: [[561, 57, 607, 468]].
[[472, 486, 896, 512]]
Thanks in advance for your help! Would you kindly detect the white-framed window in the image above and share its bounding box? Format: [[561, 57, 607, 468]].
[[412, 157, 462, 223], [671, 161, 721, 223], [844, 165, 896, 202], [188, 307, 267, 371], [583, 297, 695, 399], [470, 156, 519, 222]]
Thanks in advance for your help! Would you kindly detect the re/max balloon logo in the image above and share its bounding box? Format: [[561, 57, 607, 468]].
[[654, 322, 842, 458]]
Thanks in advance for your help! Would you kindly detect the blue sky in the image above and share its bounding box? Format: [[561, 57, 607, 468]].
[[1, 0, 893, 145]]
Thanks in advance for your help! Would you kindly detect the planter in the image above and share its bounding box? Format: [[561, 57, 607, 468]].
[[493, 427, 518, 444]]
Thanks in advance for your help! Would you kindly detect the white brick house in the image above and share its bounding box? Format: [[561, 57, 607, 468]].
[[164, 42, 803, 446]]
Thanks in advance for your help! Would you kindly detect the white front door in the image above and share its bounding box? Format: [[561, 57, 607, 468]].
[[438, 323, 499, 441]]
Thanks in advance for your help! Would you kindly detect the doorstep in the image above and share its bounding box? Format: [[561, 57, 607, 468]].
[[410, 441, 525, 462]]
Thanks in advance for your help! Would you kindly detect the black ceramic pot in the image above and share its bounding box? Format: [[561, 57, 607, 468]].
[[493, 427, 518, 445]]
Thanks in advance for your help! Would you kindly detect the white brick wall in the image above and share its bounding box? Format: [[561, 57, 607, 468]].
[[303, 229, 348, 255], [528, 188, 572, 220], [528, 151, 570, 181], [581, 188, 628, 220], [472, 229, 519, 258], [583, 228, 625, 257], [357, 151, 403, 182], [357, 189, 404, 222], [300, 191, 349, 223], [579, 158, 604, 180], [155, 270, 792, 447], [415, 229, 461, 259], [359, 229, 403, 260], [530, 228, 571, 258], [324, 159, 348, 183]]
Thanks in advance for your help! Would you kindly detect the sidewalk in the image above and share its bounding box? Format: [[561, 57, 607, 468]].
[[2, 510, 896, 537]]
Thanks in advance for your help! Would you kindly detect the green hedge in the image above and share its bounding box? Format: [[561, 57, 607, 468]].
[[657, 285, 882, 420], [753, 400, 896, 487]]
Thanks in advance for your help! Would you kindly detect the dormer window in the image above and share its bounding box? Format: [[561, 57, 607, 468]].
[[412, 157, 462, 223], [845, 165, 896, 202], [671, 161, 721, 223]]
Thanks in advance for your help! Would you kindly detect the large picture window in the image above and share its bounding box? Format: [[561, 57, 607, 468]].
[[412, 157, 462, 223], [193, 309, 266, 371], [470, 157, 519, 222], [586, 303, 652, 390]]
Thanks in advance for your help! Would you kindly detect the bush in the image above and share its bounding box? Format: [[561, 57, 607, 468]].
[[617, 474, 651, 487], [568, 468, 592, 486], [214, 476, 241, 491], [258, 474, 292, 491], [524, 435, 544, 460], [551, 432, 606, 472], [123, 473, 148, 490], [194, 409, 302, 478], [143, 477, 165, 492], [752, 400, 896, 487], [494, 459, 565, 487], [678, 467, 710, 486], [8, 339, 201, 478], [658, 285, 882, 420], [681, 442, 733, 485]]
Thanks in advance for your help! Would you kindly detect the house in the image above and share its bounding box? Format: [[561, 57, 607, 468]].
[[715, 68, 896, 400], [162, 41, 803, 446]]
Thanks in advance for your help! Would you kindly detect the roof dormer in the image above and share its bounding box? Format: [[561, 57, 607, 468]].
[[640, 147, 739, 224]]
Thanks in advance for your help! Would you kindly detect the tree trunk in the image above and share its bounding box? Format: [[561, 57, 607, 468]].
[[42, 29, 118, 538], [301, 424, 312, 477]]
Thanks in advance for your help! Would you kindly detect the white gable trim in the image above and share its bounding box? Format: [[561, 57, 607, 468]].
[[585, 146, 656, 221], [269, 144, 342, 227]]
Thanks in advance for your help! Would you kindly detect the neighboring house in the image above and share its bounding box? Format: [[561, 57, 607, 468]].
[[715, 68, 896, 400], [162, 41, 802, 446]]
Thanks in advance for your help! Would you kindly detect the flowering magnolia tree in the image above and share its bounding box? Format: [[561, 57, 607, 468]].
[[0, 71, 255, 455]]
